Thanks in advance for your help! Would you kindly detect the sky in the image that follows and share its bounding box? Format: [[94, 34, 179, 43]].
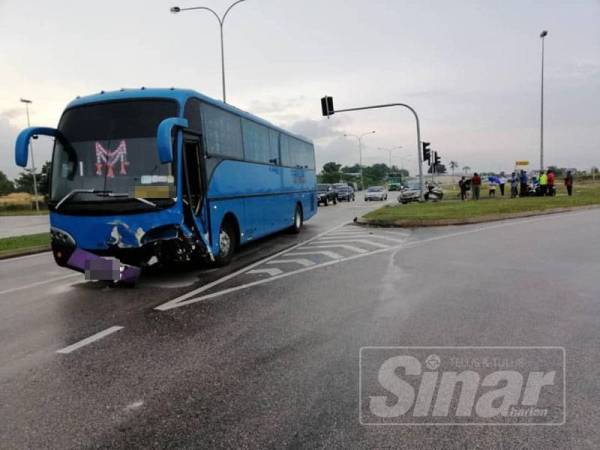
[[0, 0, 599, 179]]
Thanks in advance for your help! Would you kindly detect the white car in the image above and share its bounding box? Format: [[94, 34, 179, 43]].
[[364, 186, 388, 201]]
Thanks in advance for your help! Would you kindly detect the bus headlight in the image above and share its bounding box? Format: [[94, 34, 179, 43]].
[[50, 227, 76, 247]]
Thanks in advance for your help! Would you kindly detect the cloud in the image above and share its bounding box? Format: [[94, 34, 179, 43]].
[[0, 113, 20, 179], [287, 117, 350, 141]]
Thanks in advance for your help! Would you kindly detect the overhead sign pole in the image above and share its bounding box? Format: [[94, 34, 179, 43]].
[[320, 97, 424, 201]]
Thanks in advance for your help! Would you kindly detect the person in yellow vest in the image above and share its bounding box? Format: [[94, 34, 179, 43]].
[[539, 171, 548, 196]]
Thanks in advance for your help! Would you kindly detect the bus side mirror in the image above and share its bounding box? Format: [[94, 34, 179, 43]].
[[157, 117, 189, 164], [15, 127, 59, 167]]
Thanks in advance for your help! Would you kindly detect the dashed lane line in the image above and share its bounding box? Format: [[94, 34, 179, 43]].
[[0, 273, 80, 296], [56, 326, 124, 354]]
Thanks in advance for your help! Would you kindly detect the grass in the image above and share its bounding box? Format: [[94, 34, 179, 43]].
[[0, 233, 50, 258], [0, 209, 48, 216], [364, 182, 600, 225], [0, 192, 47, 216]]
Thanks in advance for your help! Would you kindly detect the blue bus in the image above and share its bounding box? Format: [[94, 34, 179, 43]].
[[15, 88, 317, 283]]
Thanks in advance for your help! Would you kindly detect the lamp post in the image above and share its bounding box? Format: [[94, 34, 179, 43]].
[[20, 98, 39, 211], [344, 131, 376, 190], [378, 146, 402, 169], [539, 30, 548, 171], [170, 0, 246, 103]]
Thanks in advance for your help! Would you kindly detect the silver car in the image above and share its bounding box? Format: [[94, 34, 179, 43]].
[[364, 186, 388, 201]]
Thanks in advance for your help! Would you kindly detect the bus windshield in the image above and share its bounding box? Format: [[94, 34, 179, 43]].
[[50, 100, 178, 208]]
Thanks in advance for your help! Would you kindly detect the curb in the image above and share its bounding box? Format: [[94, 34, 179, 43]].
[[0, 245, 51, 260], [357, 204, 600, 228]]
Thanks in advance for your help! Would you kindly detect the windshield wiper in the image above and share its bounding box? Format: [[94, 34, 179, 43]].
[[55, 189, 158, 210], [106, 193, 157, 208], [55, 189, 104, 210]]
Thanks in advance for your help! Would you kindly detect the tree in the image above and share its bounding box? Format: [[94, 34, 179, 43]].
[[0, 170, 15, 195], [322, 162, 341, 174], [449, 161, 459, 177], [462, 166, 471, 175], [320, 161, 343, 183], [428, 164, 447, 174], [14, 161, 51, 196]]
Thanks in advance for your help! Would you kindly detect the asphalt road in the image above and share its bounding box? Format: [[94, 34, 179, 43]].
[[1, 198, 599, 449], [0, 214, 49, 238]]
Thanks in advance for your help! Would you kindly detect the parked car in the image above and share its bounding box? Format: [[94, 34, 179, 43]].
[[333, 183, 355, 201], [364, 186, 388, 201], [317, 184, 338, 206]]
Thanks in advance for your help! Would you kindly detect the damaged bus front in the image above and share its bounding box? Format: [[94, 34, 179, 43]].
[[14, 90, 211, 284]]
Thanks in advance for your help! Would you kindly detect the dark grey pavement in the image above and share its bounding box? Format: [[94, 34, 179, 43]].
[[1, 203, 599, 449]]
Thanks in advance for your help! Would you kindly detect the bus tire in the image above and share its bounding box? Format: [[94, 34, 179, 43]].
[[214, 219, 237, 267], [289, 204, 303, 234]]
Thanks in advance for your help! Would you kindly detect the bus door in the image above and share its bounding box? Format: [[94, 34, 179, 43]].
[[182, 134, 211, 255]]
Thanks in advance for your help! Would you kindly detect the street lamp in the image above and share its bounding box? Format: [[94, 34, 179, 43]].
[[344, 131, 376, 190], [539, 30, 548, 171], [19, 98, 39, 211], [170, 0, 246, 103], [378, 146, 402, 169]]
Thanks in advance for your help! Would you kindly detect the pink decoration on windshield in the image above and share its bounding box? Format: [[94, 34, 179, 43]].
[[95, 140, 130, 178]]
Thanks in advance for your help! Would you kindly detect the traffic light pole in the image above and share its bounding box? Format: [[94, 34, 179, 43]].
[[325, 102, 424, 201]]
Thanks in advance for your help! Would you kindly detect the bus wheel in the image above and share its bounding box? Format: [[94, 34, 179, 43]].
[[290, 205, 303, 234], [214, 220, 237, 267]]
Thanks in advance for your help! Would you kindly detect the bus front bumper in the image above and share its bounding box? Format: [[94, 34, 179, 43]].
[[67, 248, 141, 283]]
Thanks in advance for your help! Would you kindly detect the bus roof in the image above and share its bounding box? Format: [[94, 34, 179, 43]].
[[65, 87, 313, 145]]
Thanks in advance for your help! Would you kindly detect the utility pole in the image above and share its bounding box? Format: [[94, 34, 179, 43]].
[[20, 98, 40, 211], [540, 30, 548, 171]]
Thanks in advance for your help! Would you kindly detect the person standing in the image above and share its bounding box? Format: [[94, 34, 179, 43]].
[[498, 175, 506, 196], [510, 172, 519, 198], [547, 170, 555, 196], [459, 176, 468, 201], [471, 172, 481, 200], [565, 171, 574, 196], [520, 170, 529, 197], [539, 171, 548, 196]]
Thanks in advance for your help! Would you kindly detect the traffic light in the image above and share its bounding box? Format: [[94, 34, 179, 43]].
[[321, 96, 335, 117], [434, 152, 441, 167], [422, 142, 431, 164]]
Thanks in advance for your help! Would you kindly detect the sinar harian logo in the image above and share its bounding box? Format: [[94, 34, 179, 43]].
[[359, 347, 565, 425]]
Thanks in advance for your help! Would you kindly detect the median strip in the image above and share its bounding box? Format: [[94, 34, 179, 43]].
[[0, 233, 50, 259]]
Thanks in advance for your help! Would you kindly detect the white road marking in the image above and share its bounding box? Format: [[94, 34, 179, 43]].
[[0, 273, 80, 296], [125, 400, 144, 411], [0, 251, 52, 264], [267, 258, 316, 267], [155, 214, 566, 312], [314, 239, 390, 248], [305, 244, 369, 254], [287, 250, 344, 260], [247, 268, 283, 276], [155, 221, 350, 311], [323, 233, 409, 242], [56, 326, 124, 354]]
